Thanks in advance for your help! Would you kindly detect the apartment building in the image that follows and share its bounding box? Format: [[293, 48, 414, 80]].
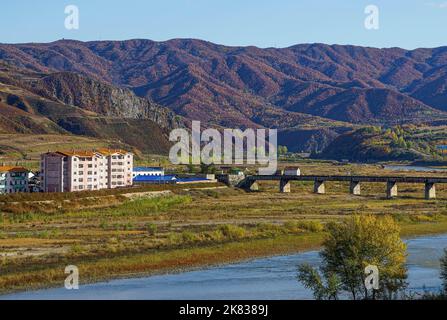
[[41, 149, 133, 192], [98, 149, 134, 189], [0, 166, 29, 194]]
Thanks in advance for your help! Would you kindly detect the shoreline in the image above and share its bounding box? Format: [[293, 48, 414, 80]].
[[2, 220, 447, 297]]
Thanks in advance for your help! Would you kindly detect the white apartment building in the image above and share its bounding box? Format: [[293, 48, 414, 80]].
[[41, 149, 133, 192], [0, 166, 29, 194]]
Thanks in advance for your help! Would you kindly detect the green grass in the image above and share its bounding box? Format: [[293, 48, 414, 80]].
[[2, 161, 447, 294]]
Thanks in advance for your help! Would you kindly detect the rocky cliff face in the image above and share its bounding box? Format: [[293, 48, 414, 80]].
[[0, 63, 175, 154], [28, 72, 182, 129]]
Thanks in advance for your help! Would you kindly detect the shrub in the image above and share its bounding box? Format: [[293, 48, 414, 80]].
[[180, 231, 198, 244], [219, 224, 247, 240], [69, 244, 84, 254], [286, 220, 324, 233], [146, 223, 157, 236], [255, 223, 284, 237]]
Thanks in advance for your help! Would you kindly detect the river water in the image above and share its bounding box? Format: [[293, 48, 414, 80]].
[[2, 233, 447, 300], [384, 165, 447, 172]]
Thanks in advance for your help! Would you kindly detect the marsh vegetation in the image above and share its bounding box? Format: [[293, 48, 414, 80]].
[[2, 162, 447, 293]]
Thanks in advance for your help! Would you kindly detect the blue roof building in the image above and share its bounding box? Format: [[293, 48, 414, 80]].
[[132, 174, 213, 185], [133, 174, 176, 184], [132, 167, 164, 178]]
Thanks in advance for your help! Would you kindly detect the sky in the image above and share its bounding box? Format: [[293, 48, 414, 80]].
[[1, 0, 447, 49]]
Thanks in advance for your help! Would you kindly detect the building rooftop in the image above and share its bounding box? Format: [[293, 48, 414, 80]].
[[133, 167, 164, 172], [46, 149, 132, 157], [133, 175, 176, 182], [56, 151, 96, 157], [0, 166, 29, 173], [96, 148, 130, 156]]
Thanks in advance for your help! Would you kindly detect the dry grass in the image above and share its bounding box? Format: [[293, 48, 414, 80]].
[[1, 162, 447, 294], [0, 134, 122, 169]]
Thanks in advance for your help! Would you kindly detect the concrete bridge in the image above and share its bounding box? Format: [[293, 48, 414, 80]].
[[233, 175, 447, 200]]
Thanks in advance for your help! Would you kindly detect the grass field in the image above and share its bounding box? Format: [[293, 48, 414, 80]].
[[1, 162, 447, 294], [0, 134, 178, 171]]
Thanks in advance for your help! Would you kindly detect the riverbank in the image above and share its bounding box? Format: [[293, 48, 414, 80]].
[[5, 232, 447, 300], [3, 161, 447, 296], [2, 220, 447, 295]]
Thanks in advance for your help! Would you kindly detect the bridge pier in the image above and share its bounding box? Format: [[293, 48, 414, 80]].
[[425, 182, 436, 200], [280, 180, 291, 193], [350, 180, 361, 196], [386, 181, 398, 199], [237, 178, 259, 192], [248, 181, 259, 192], [314, 180, 325, 194]]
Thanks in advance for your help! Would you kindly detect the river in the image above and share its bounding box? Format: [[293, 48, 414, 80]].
[[384, 165, 447, 172], [2, 233, 447, 300]]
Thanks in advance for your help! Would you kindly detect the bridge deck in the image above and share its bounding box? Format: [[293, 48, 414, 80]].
[[248, 175, 447, 184]]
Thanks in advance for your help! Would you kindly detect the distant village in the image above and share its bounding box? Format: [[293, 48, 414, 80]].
[[0, 149, 215, 195]]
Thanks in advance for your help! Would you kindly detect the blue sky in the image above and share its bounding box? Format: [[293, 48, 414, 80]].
[[1, 0, 446, 49]]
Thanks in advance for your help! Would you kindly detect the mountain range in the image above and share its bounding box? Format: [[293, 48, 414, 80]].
[[2, 39, 447, 154]]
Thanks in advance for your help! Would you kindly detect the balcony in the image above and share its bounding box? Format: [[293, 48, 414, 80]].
[[10, 175, 26, 180]]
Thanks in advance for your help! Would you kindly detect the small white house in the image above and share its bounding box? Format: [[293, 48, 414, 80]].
[[284, 167, 301, 176], [132, 167, 164, 178]]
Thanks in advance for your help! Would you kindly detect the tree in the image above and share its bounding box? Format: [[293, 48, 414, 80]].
[[200, 163, 216, 174], [278, 145, 288, 155], [186, 163, 196, 173], [297, 215, 408, 300], [297, 264, 341, 300]]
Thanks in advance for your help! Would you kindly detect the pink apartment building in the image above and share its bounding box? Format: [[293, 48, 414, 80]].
[[41, 149, 133, 192]]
